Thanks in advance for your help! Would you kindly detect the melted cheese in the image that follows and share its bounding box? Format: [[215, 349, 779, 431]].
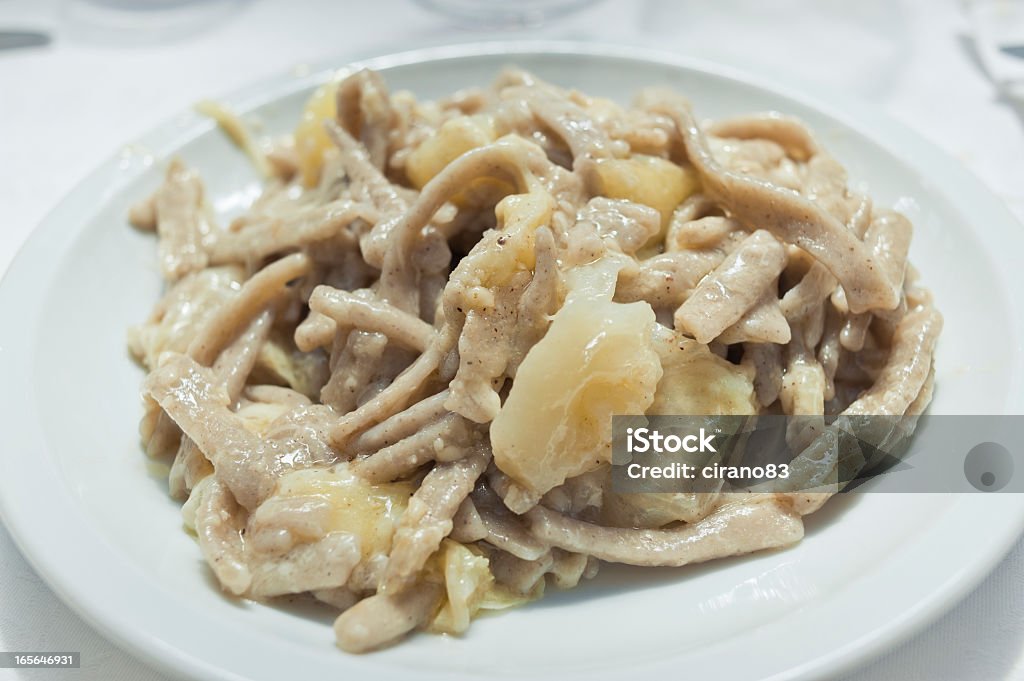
[[274, 465, 414, 558]]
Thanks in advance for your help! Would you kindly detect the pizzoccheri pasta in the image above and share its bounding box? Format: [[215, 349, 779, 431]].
[[127, 67, 941, 653]]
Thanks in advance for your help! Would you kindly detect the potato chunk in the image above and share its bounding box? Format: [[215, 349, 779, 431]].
[[602, 335, 758, 528], [491, 257, 663, 498], [595, 155, 700, 237], [406, 115, 497, 189], [649, 337, 758, 416]]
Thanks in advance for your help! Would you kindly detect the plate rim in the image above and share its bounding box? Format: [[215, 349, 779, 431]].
[[1, 40, 1023, 681]]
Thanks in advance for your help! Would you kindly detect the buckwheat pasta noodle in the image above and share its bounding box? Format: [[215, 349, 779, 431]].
[[128, 67, 941, 653]]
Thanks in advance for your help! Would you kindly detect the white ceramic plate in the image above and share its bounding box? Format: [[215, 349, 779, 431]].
[[1, 42, 1023, 681]]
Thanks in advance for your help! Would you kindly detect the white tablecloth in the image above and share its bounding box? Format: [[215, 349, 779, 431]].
[[1, 0, 1022, 679]]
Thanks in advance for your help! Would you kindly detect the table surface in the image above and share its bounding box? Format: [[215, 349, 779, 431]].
[[1, 0, 1022, 679]]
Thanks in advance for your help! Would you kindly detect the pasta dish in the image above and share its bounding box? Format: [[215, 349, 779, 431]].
[[128, 68, 941, 652]]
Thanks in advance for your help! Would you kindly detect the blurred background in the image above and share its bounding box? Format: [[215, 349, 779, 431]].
[[0, 0, 1022, 679]]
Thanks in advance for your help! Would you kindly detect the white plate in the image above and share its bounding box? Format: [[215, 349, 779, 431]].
[[1, 42, 1023, 681]]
